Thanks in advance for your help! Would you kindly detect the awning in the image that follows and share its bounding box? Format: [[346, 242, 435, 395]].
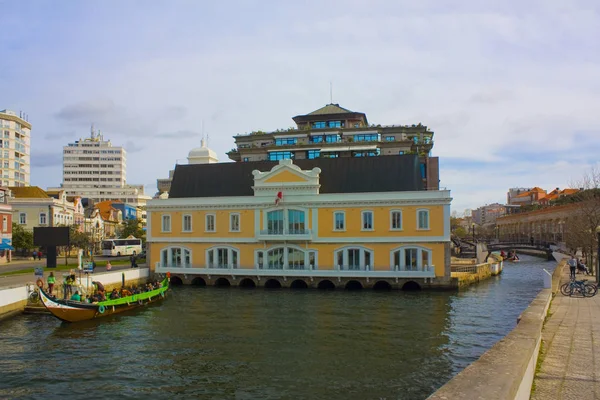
[[0, 243, 14, 251]]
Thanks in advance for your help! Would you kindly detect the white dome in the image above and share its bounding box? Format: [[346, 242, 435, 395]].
[[187, 138, 219, 164]]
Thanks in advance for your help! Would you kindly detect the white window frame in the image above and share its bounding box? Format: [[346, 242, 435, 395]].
[[255, 245, 318, 270], [361, 210, 374, 231], [161, 214, 171, 232], [182, 214, 192, 232], [160, 246, 192, 268], [262, 206, 309, 234], [230, 213, 240, 232], [205, 213, 216, 232], [206, 245, 240, 269], [334, 245, 374, 271], [39, 213, 47, 225], [417, 208, 430, 230], [333, 211, 345, 231], [389, 245, 432, 271], [19, 213, 26, 225], [390, 210, 402, 231]]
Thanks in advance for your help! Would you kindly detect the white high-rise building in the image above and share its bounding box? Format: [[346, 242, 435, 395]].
[[48, 126, 151, 208], [0, 109, 31, 187]]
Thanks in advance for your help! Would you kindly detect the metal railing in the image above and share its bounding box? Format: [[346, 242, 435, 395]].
[[259, 229, 311, 236]]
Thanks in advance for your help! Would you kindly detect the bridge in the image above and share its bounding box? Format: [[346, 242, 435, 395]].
[[452, 237, 557, 261]]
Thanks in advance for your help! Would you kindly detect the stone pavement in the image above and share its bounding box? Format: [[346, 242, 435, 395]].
[[531, 265, 600, 399]]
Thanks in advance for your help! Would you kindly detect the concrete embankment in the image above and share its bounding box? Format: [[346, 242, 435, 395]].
[[429, 260, 563, 400], [0, 268, 151, 321], [451, 256, 503, 288]]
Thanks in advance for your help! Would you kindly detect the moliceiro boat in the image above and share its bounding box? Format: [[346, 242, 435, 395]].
[[39, 276, 170, 323]]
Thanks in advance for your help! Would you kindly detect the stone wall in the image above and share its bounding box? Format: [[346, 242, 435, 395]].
[[428, 261, 564, 400]]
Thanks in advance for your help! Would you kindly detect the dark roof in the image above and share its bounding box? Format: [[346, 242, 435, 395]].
[[169, 155, 424, 198], [292, 103, 369, 125]]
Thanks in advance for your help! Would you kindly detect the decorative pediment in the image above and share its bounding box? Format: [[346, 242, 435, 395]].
[[252, 159, 321, 197]]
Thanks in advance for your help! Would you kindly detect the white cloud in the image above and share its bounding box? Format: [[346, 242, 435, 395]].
[[1, 0, 599, 209]]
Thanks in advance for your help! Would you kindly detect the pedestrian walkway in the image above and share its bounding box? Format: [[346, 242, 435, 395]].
[[531, 265, 600, 399]]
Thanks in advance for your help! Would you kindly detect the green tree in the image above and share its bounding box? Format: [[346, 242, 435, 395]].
[[12, 222, 34, 251], [69, 225, 91, 250], [119, 218, 145, 242]]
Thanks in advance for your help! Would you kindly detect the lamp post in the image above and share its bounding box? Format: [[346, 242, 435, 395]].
[[472, 223, 476, 243]]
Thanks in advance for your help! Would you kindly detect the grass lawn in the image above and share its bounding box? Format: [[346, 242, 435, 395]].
[[0, 259, 131, 277]]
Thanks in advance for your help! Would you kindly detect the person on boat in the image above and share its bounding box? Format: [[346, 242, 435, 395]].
[[109, 288, 120, 300], [70, 291, 81, 301], [64, 275, 74, 298], [92, 281, 105, 293], [568, 255, 577, 279], [47, 272, 56, 295]]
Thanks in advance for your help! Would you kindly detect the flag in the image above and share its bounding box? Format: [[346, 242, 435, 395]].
[[275, 191, 283, 205]]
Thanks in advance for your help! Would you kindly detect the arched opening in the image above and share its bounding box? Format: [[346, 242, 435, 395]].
[[402, 281, 422, 291], [345, 280, 363, 290], [264, 279, 282, 289], [373, 280, 392, 291], [191, 277, 206, 287], [317, 280, 335, 290], [239, 278, 256, 288], [290, 279, 308, 289], [169, 276, 183, 286], [214, 277, 231, 287]]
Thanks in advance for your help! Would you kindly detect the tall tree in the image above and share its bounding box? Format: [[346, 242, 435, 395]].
[[566, 167, 600, 269]]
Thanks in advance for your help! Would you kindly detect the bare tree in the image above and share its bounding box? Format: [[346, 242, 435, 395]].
[[567, 167, 600, 270]]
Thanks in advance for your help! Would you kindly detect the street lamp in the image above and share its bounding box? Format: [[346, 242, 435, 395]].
[[472, 223, 476, 243]]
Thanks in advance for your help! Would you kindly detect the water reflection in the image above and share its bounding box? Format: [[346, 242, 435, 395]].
[[0, 255, 552, 399]]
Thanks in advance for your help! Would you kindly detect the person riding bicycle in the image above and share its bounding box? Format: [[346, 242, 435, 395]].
[[568, 255, 577, 279]]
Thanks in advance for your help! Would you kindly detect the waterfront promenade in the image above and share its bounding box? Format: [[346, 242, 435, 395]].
[[531, 266, 600, 399]]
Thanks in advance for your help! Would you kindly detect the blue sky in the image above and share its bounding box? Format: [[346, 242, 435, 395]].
[[1, 0, 599, 213]]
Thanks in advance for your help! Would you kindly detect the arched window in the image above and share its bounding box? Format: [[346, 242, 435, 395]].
[[390, 246, 432, 271], [256, 246, 317, 270], [160, 246, 192, 268], [334, 246, 374, 271], [206, 246, 239, 269]]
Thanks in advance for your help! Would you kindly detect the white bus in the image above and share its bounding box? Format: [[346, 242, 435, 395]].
[[102, 238, 143, 257]]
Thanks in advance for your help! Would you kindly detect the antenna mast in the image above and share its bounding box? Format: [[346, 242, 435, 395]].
[[330, 81, 333, 103]]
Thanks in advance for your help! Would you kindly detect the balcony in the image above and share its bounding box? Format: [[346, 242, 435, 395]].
[[257, 228, 312, 241], [155, 263, 436, 278]]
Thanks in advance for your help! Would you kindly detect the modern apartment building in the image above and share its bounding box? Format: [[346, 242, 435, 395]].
[[48, 127, 151, 208], [472, 203, 508, 225], [227, 103, 439, 189], [146, 157, 453, 290], [0, 109, 31, 187]]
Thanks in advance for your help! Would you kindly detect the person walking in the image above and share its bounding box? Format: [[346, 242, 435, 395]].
[[47, 272, 56, 295], [568, 255, 577, 279]]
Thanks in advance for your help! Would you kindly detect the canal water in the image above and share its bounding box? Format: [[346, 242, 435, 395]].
[[0, 255, 554, 400]]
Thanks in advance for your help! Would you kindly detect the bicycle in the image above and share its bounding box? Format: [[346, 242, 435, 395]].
[[560, 279, 598, 297]]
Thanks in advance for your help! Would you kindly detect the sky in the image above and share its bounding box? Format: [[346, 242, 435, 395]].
[[1, 0, 599, 214]]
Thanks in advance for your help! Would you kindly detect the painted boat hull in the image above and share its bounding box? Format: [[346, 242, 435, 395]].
[[38, 279, 169, 323]]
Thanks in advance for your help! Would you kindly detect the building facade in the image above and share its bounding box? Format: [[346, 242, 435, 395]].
[[496, 203, 581, 244], [471, 203, 508, 226], [0, 109, 31, 187], [8, 187, 76, 230], [227, 104, 440, 190], [0, 187, 13, 263], [146, 157, 453, 289], [47, 126, 151, 208]]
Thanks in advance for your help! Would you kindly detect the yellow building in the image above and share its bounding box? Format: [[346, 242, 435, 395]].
[[147, 157, 453, 289]]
